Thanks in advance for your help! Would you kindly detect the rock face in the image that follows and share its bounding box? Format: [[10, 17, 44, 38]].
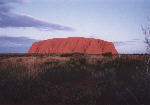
[[28, 37, 118, 54]]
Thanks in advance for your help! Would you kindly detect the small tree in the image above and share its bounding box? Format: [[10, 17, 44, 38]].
[[142, 18, 150, 72]]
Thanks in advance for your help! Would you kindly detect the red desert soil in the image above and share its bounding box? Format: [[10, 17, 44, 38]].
[[28, 37, 118, 54]]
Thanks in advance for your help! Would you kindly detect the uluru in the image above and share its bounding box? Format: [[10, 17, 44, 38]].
[[28, 37, 118, 54]]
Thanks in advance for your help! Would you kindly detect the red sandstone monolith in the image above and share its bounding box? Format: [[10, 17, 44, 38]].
[[28, 37, 118, 54]]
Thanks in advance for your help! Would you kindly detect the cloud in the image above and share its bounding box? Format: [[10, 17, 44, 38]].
[[0, 36, 38, 53], [0, 0, 74, 31], [113, 39, 142, 47], [0, 0, 21, 4], [114, 39, 146, 54], [0, 13, 74, 31], [113, 41, 126, 47]]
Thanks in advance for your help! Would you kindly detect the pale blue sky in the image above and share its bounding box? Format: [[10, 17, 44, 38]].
[[0, 0, 150, 53]]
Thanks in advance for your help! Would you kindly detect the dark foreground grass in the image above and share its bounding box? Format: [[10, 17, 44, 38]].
[[0, 54, 149, 105]]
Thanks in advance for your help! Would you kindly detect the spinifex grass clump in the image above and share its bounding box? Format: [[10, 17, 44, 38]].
[[0, 54, 149, 105]]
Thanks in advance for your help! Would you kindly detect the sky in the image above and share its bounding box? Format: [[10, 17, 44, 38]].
[[0, 0, 150, 53]]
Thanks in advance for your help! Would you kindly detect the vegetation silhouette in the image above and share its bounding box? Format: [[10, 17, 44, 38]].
[[0, 53, 149, 105]]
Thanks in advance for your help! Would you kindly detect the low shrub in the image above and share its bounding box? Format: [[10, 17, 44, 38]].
[[60, 52, 85, 57], [102, 52, 113, 57]]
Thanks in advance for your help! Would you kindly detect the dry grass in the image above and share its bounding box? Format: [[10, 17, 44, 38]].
[[0, 53, 149, 105]]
